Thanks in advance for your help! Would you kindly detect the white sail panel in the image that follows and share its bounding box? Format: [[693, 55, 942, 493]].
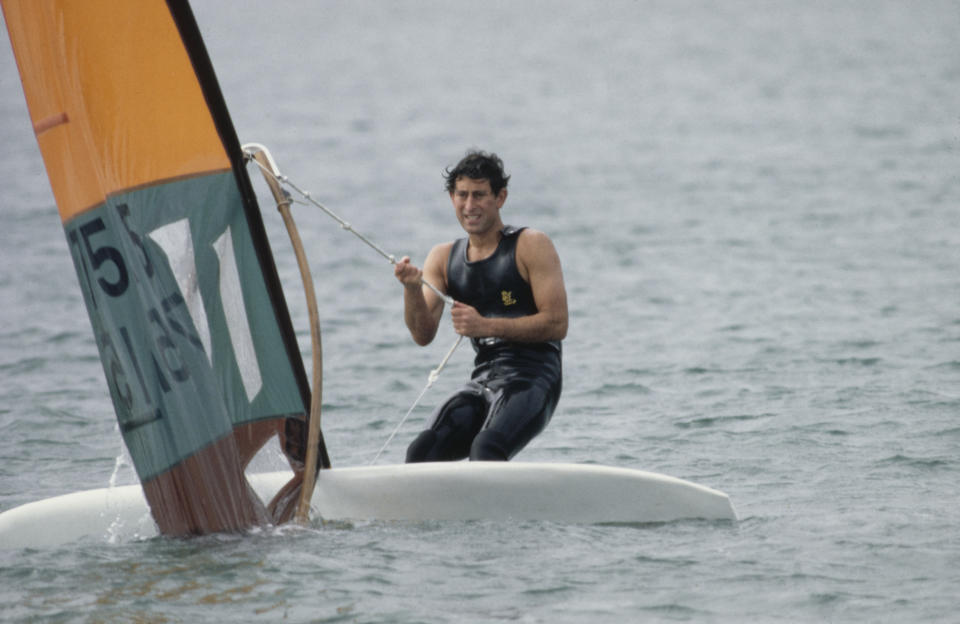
[[214, 226, 263, 402], [148, 218, 213, 363]]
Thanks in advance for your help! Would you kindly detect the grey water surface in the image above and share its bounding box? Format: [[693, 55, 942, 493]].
[[2, 1, 959, 621]]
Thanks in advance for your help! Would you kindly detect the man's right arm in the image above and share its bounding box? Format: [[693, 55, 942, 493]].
[[394, 243, 450, 346]]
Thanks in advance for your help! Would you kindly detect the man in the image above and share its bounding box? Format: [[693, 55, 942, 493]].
[[393, 150, 568, 461]]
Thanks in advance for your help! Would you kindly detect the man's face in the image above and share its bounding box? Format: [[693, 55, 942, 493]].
[[450, 177, 506, 236]]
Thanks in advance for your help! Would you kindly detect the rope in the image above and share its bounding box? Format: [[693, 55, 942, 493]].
[[244, 147, 453, 306], [368, 334, 463, 465], [241, 145, 463, 462]]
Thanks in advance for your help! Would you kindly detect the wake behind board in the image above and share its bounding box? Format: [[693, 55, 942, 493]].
[[0, 463, 736, 549]]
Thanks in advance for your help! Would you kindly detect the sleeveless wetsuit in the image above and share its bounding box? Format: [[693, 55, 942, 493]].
[[406, 226, 563, 462]]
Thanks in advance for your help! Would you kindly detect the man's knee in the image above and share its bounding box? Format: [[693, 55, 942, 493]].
[[406, 430, 437, 463], [469, 429, 510, 461]]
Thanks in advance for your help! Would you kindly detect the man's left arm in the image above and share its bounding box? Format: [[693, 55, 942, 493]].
[[450, 229, 568, 342]]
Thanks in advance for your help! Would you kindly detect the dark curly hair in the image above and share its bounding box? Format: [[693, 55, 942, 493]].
[[443, 150, 511, 196]]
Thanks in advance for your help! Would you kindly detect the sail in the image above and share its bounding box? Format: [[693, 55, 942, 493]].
[[1, 0, 327, 534]]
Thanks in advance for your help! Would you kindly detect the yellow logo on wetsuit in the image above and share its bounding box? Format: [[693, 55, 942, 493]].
[[501, 290, 517, 306]]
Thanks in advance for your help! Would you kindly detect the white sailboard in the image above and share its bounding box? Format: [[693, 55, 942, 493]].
[[0, 462, 736, 548]]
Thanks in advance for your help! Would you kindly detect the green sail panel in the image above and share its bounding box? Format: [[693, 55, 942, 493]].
[[63, 171, 305, 481]]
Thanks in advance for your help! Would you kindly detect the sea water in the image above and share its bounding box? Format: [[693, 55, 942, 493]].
[[1, 1, 959, 621]]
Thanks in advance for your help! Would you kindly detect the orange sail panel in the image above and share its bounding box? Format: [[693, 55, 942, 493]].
[[2, 0, 324, 535], [3, 1, 228, 221]]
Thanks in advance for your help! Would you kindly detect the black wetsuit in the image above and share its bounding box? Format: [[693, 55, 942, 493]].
[[406, 226, 563, 462]]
